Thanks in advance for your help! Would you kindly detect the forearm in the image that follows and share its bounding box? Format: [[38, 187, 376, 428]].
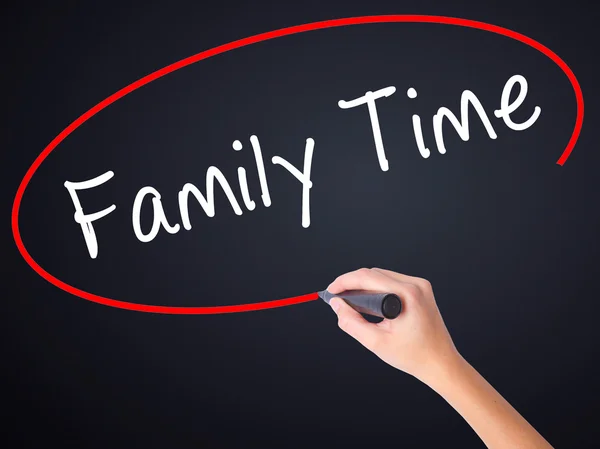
[[424, 354, 554, 449]]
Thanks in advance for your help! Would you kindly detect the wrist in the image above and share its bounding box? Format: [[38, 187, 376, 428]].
[[417, 349, 470, 391]]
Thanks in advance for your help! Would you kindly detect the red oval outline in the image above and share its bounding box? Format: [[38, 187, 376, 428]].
[[12, 15, 584, 314]]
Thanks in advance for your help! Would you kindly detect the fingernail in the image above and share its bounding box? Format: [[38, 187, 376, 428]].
[[330, 298, 340, 313]]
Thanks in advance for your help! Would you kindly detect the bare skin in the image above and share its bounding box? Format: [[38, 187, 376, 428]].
[[327, 267, 554, 449]]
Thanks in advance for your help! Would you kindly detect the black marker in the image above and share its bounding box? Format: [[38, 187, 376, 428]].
[[318, 290, 402, 319]]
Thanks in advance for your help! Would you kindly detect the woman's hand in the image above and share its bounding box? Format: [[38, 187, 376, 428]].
[[327, 267, 459, 384], [328, 267, 554, 449]]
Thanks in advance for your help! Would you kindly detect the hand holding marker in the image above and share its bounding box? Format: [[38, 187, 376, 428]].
[[318, 289, 402, 319], [326, 268, 554, 449]]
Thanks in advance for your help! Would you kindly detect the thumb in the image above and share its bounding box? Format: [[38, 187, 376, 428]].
[[330, 297, 384, 352]]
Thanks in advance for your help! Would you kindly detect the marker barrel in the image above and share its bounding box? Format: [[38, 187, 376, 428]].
[[319, 290, 402, 319]]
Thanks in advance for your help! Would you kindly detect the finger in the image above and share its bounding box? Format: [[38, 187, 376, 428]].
[[330, 297, 384, 352], [371, 268, 429, 289], [328, 268, 420, 307], [328, 268, 399, 294], [370, 267, 420, 283]]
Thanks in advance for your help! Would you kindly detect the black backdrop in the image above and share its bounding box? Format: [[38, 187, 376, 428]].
[[3, 1, 599, 448]]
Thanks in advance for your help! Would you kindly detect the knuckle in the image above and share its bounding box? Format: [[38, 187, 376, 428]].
[[337, 317, 349, 331], [417, 278, 433, 292], [404, 283, 421, 300], [353, 267, 372, 281]]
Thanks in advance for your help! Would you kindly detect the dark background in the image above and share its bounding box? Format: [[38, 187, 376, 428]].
[[2, 1, 598, 447]]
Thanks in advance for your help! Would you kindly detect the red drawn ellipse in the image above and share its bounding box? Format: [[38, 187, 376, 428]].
[[12, 15, 584, 314]]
